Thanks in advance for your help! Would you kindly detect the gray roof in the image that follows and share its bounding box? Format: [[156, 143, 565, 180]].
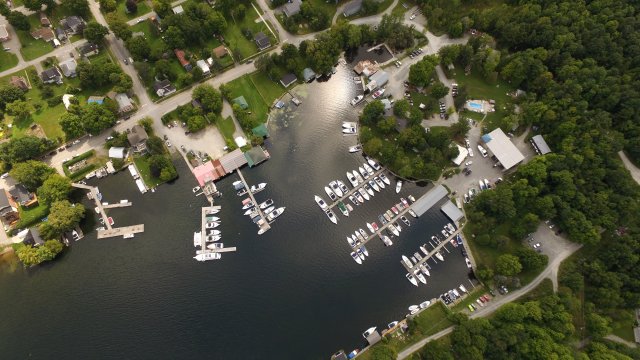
[[254, 32, 271, 49], [127, 125, 148, 146], [441, 200, 464, 223], [59, 59, 77, 77], [280, 73, 297, 86], [283, 0, 301, 17], [0, 189, 10, 210], [8, 184, 34, 205], [61, 16, 84, 32], [78, 42, 98, 55], [115, 93, 133, 111], [153, 79, 172, 91], [369, 70, 389, 86], [342, 0, 362, 16], [531, 134, 551, 155], [26, 227, 45, 246], [412, 184, 448, 217], [55, 27, 66, 38], [41, 67, 61, 80], [481, 128, 525, 170], [302, 68, 316, 81]]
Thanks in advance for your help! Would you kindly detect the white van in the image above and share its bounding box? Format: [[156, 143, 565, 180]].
[[477, 144, 488, 157]]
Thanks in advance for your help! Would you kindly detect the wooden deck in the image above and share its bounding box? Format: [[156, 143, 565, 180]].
[[400, 228, 461, 273], [97, 224, 145, 239]]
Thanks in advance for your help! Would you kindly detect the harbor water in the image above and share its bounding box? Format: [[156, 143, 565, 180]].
[[0, 65, 472, 359]]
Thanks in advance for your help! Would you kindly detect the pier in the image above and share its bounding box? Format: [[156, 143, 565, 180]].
[[97, 225, 145, 239], [399, 228, 462, 273], [236, 169, 271, 235], [326, 168, 386, 210], [353, 199, 416, 248], [198, 206, 237, 253], [102, 202, 132, 209]]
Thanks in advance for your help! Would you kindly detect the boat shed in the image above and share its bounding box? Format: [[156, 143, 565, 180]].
[[303, 68, 316, 82], [481, 128, 525, 171], [252, 123, 269, 138], [220, 148, 248, 173], [531, 134, 551, 155], [441, 200, 464, 224], [411, 184, 448, 217], [244, 146, 269, 167]]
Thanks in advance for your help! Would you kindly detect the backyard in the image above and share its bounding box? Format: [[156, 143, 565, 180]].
[[223, 6, 277, 60], [115, 0, 152, 20], [225, 72, 285, 126], [216, 116, 236, 147], [0, 50, 19, 73], [14, 203, 49, 231]]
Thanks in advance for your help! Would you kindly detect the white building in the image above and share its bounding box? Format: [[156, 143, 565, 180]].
[[481, 128, 524, 170], [196, 60, 210, 76]]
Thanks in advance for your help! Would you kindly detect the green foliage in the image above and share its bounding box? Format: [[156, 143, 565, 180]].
[[125, 36, 151, 61], [78, 58, 132, 91], [369, 345, 397, 360], [108, 17, 132, 40], [60, 0, 90, 17], [9, 161, 56, 191], [145, 136, 165, 156], [409, 55, 438, 87], [7, 11, 30, 31], [37, 174, 72, 205], [99, 0, 116, 12], [187, 115, 207, 133], [15, 240, 65, 267], [0, 84, 26, 110], [429, 81, 449, 99], [83, 22, 109, 43], [495, 254, 522, 276], [192, 84, 222, 115], [38, 200, 85, 240], [0, 136, 50, 165]]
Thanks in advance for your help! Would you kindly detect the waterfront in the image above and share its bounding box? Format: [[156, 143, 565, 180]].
[[0, 65, 471, 359]]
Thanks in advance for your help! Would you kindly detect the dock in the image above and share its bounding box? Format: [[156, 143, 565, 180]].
[[327, 168, 386, 210], [200, 205, 222, 249], [236, 169, 271, 235], [399, 228, 462, 273], [102, 202, 132, 209], [97, 224, 145, 239], [352, 200, 416, 248]]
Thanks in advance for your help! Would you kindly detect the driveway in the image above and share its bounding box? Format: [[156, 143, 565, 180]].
[[619, 151, 640, 185]]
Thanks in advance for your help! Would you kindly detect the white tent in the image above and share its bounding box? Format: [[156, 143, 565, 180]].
[[235, 136, 247, 148], [108, 147, 125, 159], [452, 144, 469, 165]]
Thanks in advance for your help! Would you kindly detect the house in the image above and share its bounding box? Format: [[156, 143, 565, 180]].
[[342, 0, 362, 17], [0, 25, 10, 42], [21, 227, 44, 247], [174, 49, 192, 71], [153, 80, 176, 97], [55, 27, 67, 41], [40, 67, 62, 84], [59, 58, 78, 77], [30, 27, 55, 42], [87, 96, 105, 104], [212, 45, 228, 58], [172, 5, 184, 14], [8, 184, 38, 208], [10, 76, 29, 91], [0, 189, 19, 227], [302, 68, 316, 82], [280, 73, 297, 87], [60, 16, 85, 35], [40, 12, 50, 27], [353, 60, 378, 76], [366, 70, 389, 91], [114, 93, 134, 113], [196, 59, 210, 75], [127, 125, 149, 152], [78, 42, 99, 57], [254, 32, 271, 51], [283, 0, 301, 17]]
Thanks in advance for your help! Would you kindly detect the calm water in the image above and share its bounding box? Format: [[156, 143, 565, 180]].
[[0, 65, 471, 359]]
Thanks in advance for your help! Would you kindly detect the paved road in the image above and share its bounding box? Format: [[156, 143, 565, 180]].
[[619, 151, 640, 185]]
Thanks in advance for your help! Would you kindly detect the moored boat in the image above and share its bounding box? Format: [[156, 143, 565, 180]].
[[388, 321, 398, 329], [396, 180, 402, 193], [194, 252, 221, 261], [263, 206, 275, 215], [351, 251, 362, 264], [348, 144, 362, 153], [337, 180, 349, 195], [355, 190, 366, 202], [366, 222, 375, 234], [250, 183, 267, 194], [383, 212, 391, 222], [351, 94, 364, 105], [337, 201, 349, 217], [419, 300, 431, 309], [379, 173, 390, 185], [315, 195, 328, 210], [259, 199, 274, 209], [371, 222, 379, 231], [363, 163, 374, 176], [420, 245, 429, 256], [388, 224, 399, 237], [362, 327, 377, 339], [364, 183, 375, 196], [385, 209, 394, 220], [401, 216, 410, 226], [325, 209, 338, 224], [266, 207, 285, 222], [359, 228, 368, 239], [368, 180, 380, 192], [381, 235, 393, 246], [330, 181, 343, 197], [359, 187, 370, 200], [406, 273, 418, 286], [391, 206, 399, 215], [243, 208, 255, 216], [346, 172, 358, 187], [408, 305, 419, 312], [408, 195, 416, 203], [408, 209, 418, 218], [325, 186, 337, 201], [242, 201, 254, 210], [354, 171, 364, 184], [361, 245, 369, 257], [349, 195, 359, 206], [374, 176, 385, 189], [420, 265, 430, 277], [357, 248, 366, 261], [366, 157, 381, 171], [400, 197, 409, 207], [206, 242, 224, 250], [378, 214, 387, 224], [359, 166, 369, 179], [347, 236, 355, 247], [402, 255, 413, 268], [435, 251, 444, 261], [416, 272, 427, 284]]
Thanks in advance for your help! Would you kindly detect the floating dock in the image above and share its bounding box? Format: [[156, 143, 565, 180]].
[[198, 206, 237, 253], [326, 168, 386, 210], [97, 224, 145, 239], [236, 169, 271, 235], [399, 228, 462, 273], [102, 201, 132, 209]]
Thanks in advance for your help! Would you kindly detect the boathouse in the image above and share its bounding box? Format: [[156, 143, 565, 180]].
[[244, 146, 269, 167], [411, 184, 448, 217]]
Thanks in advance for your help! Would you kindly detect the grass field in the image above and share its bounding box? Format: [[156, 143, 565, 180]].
[[15, 203, 49, 230], [16, 14, 55, 61], [133, 156, 164, 187], [0, 50, 19, 73], [216, 116, 236, 144], [223, 8, 277, 60], [225, 72, 285, 125]]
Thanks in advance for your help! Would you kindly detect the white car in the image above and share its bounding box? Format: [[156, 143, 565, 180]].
[[409, 14, 416, 20], [0, 172, 8, 179], [165, 140, 172, 147], [136, 18, 145, 24], [468, 148, 474, 157], [477, 144, 488, 157], [465, 161, 473, 166], [465, 139, 470, 147]]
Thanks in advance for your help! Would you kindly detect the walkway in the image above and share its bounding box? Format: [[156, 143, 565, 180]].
[[619, 151, 640, 185], [236, 169, 271, 234]]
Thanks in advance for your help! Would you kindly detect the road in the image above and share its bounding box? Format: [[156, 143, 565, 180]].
[[619, 151, 640, 185]]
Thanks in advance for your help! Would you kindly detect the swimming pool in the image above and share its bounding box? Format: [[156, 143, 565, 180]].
[[468, 101, 482, 110]]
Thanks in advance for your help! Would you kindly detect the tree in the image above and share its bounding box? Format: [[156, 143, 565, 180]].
[[369, 345, 397, 360], [125, 0, 137, 13], [38, 200, 85, 240], [81, 103, 116, 135], [0, 136, 48, 164], [361, 100, 385, 126], [60, 112, 84, 140], [393, 99, 410, 118], [496, 254, 523, 276], [187, 115, 207, 132], [7, 11, 30, 31], [152, 0, 172, 17], [430, 82, 450, 99], [9, 161, 55, 191], [83, 22, 109, 43], [125, 36, 151, 61], [15, 244, 40, 267], [61, 0, 89, 17], [109, 19, 132, 40], [421, 340, 454, 360], [37, 174, 72, 205], [363, 137, 383, 156], [164, 26, 185, 50], [145, 136, 165, 155], [5, 100, 32, 122], [192, 84, 222, 115], [586, 313, 611, 339], [99, 0, 116, 12], [409, 57, 437, 87], [515, 247, 548, 271], [24, 0, 56, 11], [0, 84, 26, 110]]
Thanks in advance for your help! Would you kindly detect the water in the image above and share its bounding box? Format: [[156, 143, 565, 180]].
[[0, 65, 472, 359]]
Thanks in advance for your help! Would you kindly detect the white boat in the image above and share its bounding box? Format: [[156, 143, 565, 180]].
[[206, 235, 221, 242], [408, 305, 420, 312], [206, 222, 220, 229], [357, 248, 366, 261], [259, 199, 274, 209], [362, 327, 377, 339], [411, 256, 417, 264], [263, 206, 275, 215], [348, 144, 362, 153], [355, 231, 364, 242], [459, 285, 468, 293], [363, 163, 374, 176], [414, 252, 422, 261], [408, 195, 416, 203], [416, 272, 427, 284], [401, 216, 410, 226], [354, 171, 364, 184], [435, 251, 444, 261], [379, 173, 390, 185], [381, 235, 393, 246], [206, 208, 220, 215], [337, 180, 349, 194], [374, 176, 385, 189], [192, 186, 201, 193], [324, 186, 337, 201], [372, 88, 386, 99], [406, 273, 418, 286], [366, 223, 375, 234], [360, 245, 369, 257], [388, 321, 398, 329], [243, 208, 256, 216], [346, 172, 358, 187], [342, 127, 356, 134], [368, 180, 380, 192], [325, 209, 338, 224], [420, 265, 430, 277], [347, 236, 355, 247], [315, 195, 328, 210], [364, 183, 375, 196], [351, 251, 362, 264], [402, 255, 413, 268], [447, 223, 456, 233], [441, 229, 448, 237], [342, 122, 357, 128], [388, 224, 400, 237], [351, 94, 364, 105], [349, 195, 359, 206], [419, 301, 431, 309], [329, 181, 343, 197], [123, 233, 134, 239], [365, 157, 380, 171], [355, 190, 365, 202], [410, 308, 420, 315], [250, 183, 267, 193], [395, 180, 402, 193], [420, 246, 429, 256], [359, 166, 369, 179], [358, 187, 370, 201], [207, 243, 224, 250], [359, 228, 368, 239], [194, 252, 221, 261], [408, 209, 418, 218], [266, 207, 285, 222]]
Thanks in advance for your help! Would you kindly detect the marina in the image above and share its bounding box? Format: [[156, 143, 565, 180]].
[[400, 227, 463, 275], [235, 169, 271, 235]]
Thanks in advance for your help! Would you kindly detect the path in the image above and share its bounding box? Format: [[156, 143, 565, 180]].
[[221, 100, 245, 139], [618, 151, 640, 185], [604, 334, 638, 349]]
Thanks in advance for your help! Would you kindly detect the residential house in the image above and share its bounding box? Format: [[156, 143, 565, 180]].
[[40, 12, 50, 27], [282, 0, 301, 17], [40, 67, 62, 84], [87, 95, 105, 104], [8, 184, 38, 208], [280, 73, 297, 87], [254, 32, 271, 51], [114, 93, 134, 113], [127, 125, 149, 152], [59, 58, 78, 78], [302, 68, 316, 82], [10, 76, 29, 90], [22, 227, 44, 247], [55, 27, 67, 42], [0, 25, 10, 42], [30, 27, 55, 42], [196, 59, 210, 76], [153, 80, 176, 97], [174, 49, 192, 71], [342, 0, 362, 17], [78, 42, 99, 57], [0, 189, 19, 227], [172, 5, 184, 14], [212, 45, 228, 58], [60, 16, 86, 35], [353, 60, 378, 76]]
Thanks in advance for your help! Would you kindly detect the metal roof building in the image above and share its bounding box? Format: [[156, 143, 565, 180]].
[[441, 201, 463, 224], [411, 184, 448, 217], [531, 134, 551, 155], [481, 128, 524, 170]]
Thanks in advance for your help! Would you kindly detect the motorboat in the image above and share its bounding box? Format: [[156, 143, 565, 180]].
[[193, 253, 221, 261], [355, 231, 364, 242], [347, 236, 355, 247], [401, 216, 410, 226], [361, 245, 369, 257], [325, 209, 338, 224], [356, 248, 366, 261], [250, 183, 267, 194], [391, 206, 399, 215], [447, 223, 456, 233], [366, 223, 375, 234], [207, 243, 224, 250], [207, 229, 221, 236], [371, 222, 379, 231], [400, 197, 409, 207], [441, 229, 448, 237], [337, 181, 349, 194], [193, 231, 202, 247], [406, 273, 418, 286], [381, 235, 392, 246], [359, 228, 368, 239], [435, 251, 444, 261], [348, 350, 359, 359], [342, 127, 357, 134], [349, 144, 362, 153], [362, 327, 377, 339], [374, 176, 385, 189], [358, 166, 369, 179], [337, 201, 349, 217], [266, 207, 285, 222], [192, 186, 201, 193], [396, 180, 402, 193], [385, 210, 394, 220], [364, 183, 375, 196], [372, 88, 385, 99], [366, 157, 381, 171], [358, 187, 370, 201], [349, 195, 359, 206], [383, 212, 391, 222], [206, 216, 220, 222], [206, 235, 222, 242], [420, 245, 429, 256], [378, 214, 387, 224], [459, 285, 468, 293], [411, 256, 418, 264], [108, 217, 114, 226], [243, 208, 255, 216], [206, 222, 220, 229], [351, 94, 364, 105], [354, 171, 364, 184], [355, 190, 366, 202], [346, 172, 358, 187], [330, 181, 343, 197], [450, 239, 458, 247], [325, 186, 337, 201], [351, 251, 362, 264], [410, 308, 420, 315], [408, 209, 418, 218], [259, 199, 274, 209], [402, 255, 413, 268], [394, 221, 402, 232], [419, 301, 431, 309], [414, 252, 422, 261], [232, 180, 243, 188], [416, 272, 427, 284], [396, 202, 405, 211], [408, 195, 416, 203], [408, 305, 420, 312], [385, 228, 394, 237], [387, 321, 398, 329], [452, 289, 461, 298], [342, 121, 357, 128], [263, 206, 275, 215], [431, 236, 438, 243], [420, 265, 430, 277], [379, 173, 390, 185], [363, 163, 374, 176], [315, 195, 328, 210]]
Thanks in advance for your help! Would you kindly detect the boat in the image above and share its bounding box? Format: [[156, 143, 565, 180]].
[[388, 321, 398, 329], [402, 255, 413, 268], [348, 195, 359, 206], [192, 186, 200, 193], [379, 173, 390, 185], [355, 231, 364, 242], [391, 206, 399, 215], [361, 245, 369, 257], [193, 252, 221, 261], [411, 256, 418, 264], [207, 243, 224, 250], [266, 207, 285, 222], [107, 217, 114, 226], [441, 229, 448, 237], [381, 235, 392, 246], [378, 214, 387, 224], [250, 183, 267, 194], [259, 199, 274, 209], [450, 239, 458, 247], [420, 265, 430, 277], [459, 285, 468, 293], [366, 222, 375, 234], [325, 186, 337, 201], [414, 252, 422, 260], [408, 305, 420, 312], [337, 181, 349, 194], [447, 223, 456, 233], [355, 190, 365, 202], [400, 198, 409, 207], [420, 245, 429, 256], [206, 216, 221, 222], [348, 144, 362, 153], [401, 216, 410, 226], [242, 202, 254, 210], [347, 236, 355, 247], [243, 208, 256, 216], [408, 209, 418, 218], [354, 171, 364, 184], [396, 180, 402, 193], [263, 206, 275, 215], [408, 195, 416, 203], [351, 94, 364, 105], [206, 235, 221, 242], [315, 195, 328, 210], [383, 212, 391, 222], [366, 157, 381, 171], [466, 257, 472, 268], [435, 251, 444, 261], [385, 209, 394, 220], [123, 233, 134, 239], [362, 327, 377, 339], [359, 228, 368, 239], [374, 176, 385, 189], [371, 222, 379, 231], [357, 248, 366, 261], [342, 127, 356, 134], [385, 228, 394, 237], [337, 201, 349, 217], [419, 301, 431, 309], [329, 181, 343, 197], [325, 209, 338, 224], [406, 273, 418, 286], [358, 166, 369, 179], [237, 188, 248, 196], [416, 272, 427, 284], [206, 222, 221, 229], [364, 183, 375, 196], [363, 163, 374, 176], [351, 251, 362, 264], [394, 221, 402, 232], [346, 172, 358, 187], [358, 187, 370, 200], [431, 235, 438, 243], [232, 180, 243, 188], [94, 207, 100, 214]]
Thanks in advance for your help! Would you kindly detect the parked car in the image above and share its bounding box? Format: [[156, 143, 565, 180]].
[[465, 160, 473, 166], [165, 140, 172, 147], [409, 13, 416, 20], [106, 136, 114, 141]]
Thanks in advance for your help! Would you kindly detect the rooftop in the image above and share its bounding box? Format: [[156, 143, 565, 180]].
[[531, 134, 551, 155], [481, 128, 525, 170]]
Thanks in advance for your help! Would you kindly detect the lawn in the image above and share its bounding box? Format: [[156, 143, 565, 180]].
[[115, 0, 152, 20], [16, 20, 55, 61], [223, 7, 277, 60], [15, 203, 49, 231], [225, 72, 285, 125], [451, 285, 486, 312], [133, 155, 164, 187], [0, 50, 19, 73], [216, 116, 236, 145]]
